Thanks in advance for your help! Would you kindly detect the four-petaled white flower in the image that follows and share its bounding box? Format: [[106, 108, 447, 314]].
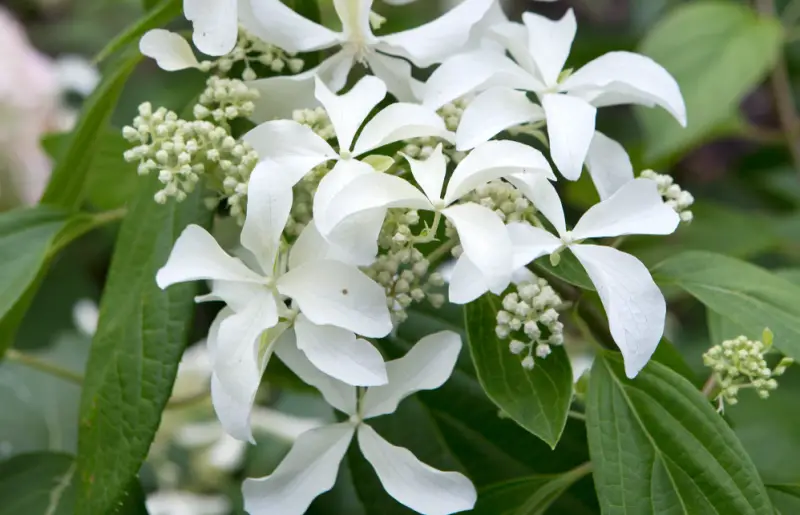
[[318, 142, 555, 300], [423, 8, 686, 190], [243, 329, 476, 515], [156, 165, 393, 442], [243, 75, 452, 264], [505, 176, 680, 378]]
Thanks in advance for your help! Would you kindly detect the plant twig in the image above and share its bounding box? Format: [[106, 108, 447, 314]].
[[701, 374, 717, 398], [4, 349, 84, 385], [568, 410, 586, 422]]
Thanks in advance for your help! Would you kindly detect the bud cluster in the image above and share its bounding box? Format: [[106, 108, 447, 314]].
[[703, 330, 792, 411], [640, 169, 694, 223], [292, 107, 335, 141], [122, 78, 260, 216], [495, 276, 564, 370], [467, 180, 537, 224], [437, 97, 470, 132], [378, 209, 423, 252], [363, 247, 445, 325], [198, 28, 304, 80]]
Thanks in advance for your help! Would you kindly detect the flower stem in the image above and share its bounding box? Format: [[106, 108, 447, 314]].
[[701, 374, 717, 398], [568, 410, 586, 422], [4, 349, 83, 385], [426, 238, 457, 269]]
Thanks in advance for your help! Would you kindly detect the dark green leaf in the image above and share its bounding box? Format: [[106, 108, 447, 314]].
[[100, 0, 181, 64], [650, 338, 699, 386], [76, 176, 211, 514], [533, 253, 594, 291], [653, 251, 800, 361], [767, 484, 800, 515], [40, 53, 140, 210], [464, 295, 573, 448], [587, 353, 772, 514], [636, 2, 783, 163]]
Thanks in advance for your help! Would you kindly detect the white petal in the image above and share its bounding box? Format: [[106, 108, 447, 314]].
[[444, 140, 554, 205], [139, 30, 199, 71], [584, 131, 634, 200], [358, 424, 477, 515], [278, 260, 392, 337], [378, 0, 495, 67], [571, 178, 680, 240], [441, 203, 512, 292], [184, 0, 238, 56], [352, 103, 452, 156], [405, 144, 446, 202], [295, 315, 388, 387], [561, 51, 687, 126], [240, 163, 293, 272], [455, 87, 545, 150], [521, 8, 576, 88], [506, 222, 562, 269], [361, 331, 461, 418], [289, 221, 355, 270], [274, 330, 357, 414], [324, 208, 387, 267], [334, 0, 375, 43], [542, 93, 597, 181], [243, 423, 355, 515], [246, 0, 340, 53], [448, 256, 491, 304], [366, 52, 421, 102], [243, 120, 336, 185], [506, 173, 566, 236], [422, 50, 538, 109], [156, 225, 264, 288], [316, 75, 386, 152], [323, 173, 433, 232], [570, 245, 664, 378], [313, 158, 376, 235], [487, 21, 539, 76]]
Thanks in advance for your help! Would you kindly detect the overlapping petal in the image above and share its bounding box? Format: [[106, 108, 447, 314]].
[[240, 163, 293, 272], [139, 30, 199, 71], [448, 256, 491, 304], [352, 103, 452, 156], [245, 0, 340, 53], [334, 0, 374, 42], [541, 93, 597, 181], [406, 143, 446, 202], [521, 9, 576, 88], [366, 52, 420, 102], [506, 173, 567, 236], [506, 222, 562, 268], [455, 87, 545, 151], [313, 159, 377, 235], [184, 0, 238, 56], [584, 131, 634, 200], [316, 75, 386, 152]]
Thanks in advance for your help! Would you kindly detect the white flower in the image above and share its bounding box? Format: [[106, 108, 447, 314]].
[[139, 29, 202, 72], [318, 142, 555, 300], [183, 0, 239, 56], [243, 75, 452, 264], [156, 165, 393, 441], [146, 491, 231, 515], [423, 9, 686, 186], [504, 176, 680, 378], [243, 330, 476, 515], [245, 0, 496, 103]]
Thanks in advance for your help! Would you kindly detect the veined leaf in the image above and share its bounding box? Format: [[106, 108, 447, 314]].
[[464, 295, 573, 448], [587, 353, 773, 514], [75, 176, 211, 513]]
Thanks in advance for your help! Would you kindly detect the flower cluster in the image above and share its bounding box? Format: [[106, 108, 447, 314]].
[[134, 0, 694, 513], [640, 169, 694, 223], [495, 276, 564, 369], [703, 329, 793, 411]]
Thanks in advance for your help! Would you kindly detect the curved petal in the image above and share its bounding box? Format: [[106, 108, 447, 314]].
[[274, 330, 357, 415], [570, 245, 664, 378], [422, 50, 539, 109], [441, 203, 512, 292], [246, 0, 341, 53], [361, 331, 461, 419], [184, 0, 238, 56], [243, 120, 336, 185], [366, 52, 421, 102], [561, 51, 686, 126], [352, 103, 452, 156], [242, 423, 355, 515], [316, 75, 387, 152], [241, 163, 293, 272], [542, 93, 597, 181], [521, 8, 576, 88], [584, 131, 634, 200], [404, 143, 446, 202], [289, 221, 355, 270], [156, 225, 264, 288], [139, 30, 199, 71], [444, 140, 553, 205], [506, 173, 566, 236], [313, 158, 376, 235], [324, 208, 387, 267], [572, 178, 680, 240], [448, 256, 490, 304], [455, 87, 545, 151], [357, 424, 477, 515], [334, 0, 375, 43], [378, 0, 495, 67], [487, 21, 538, 76], [323, 173, 433, 232], [295, 315, 388, 387], [278, 260, 392, 338], [506, 222, 562, 269]]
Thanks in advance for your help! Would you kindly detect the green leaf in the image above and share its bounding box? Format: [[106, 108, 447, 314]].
[[76, 177, 212, 514], [40, 53, 140, 210], [651, 338, 699, 386], [767, 484, 800, 515], [652, 251, 800, 361], [586, 353, 773, 514], [533, 253, 594, 291], [464, 295, 573, 448], [473, 464, 592, 515], [98, 0, 181, 64], [636, 2, 783, 163], [0, 452, 147, 515]]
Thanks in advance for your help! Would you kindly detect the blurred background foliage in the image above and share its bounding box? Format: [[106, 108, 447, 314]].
[[2, 0, 800, 513]]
